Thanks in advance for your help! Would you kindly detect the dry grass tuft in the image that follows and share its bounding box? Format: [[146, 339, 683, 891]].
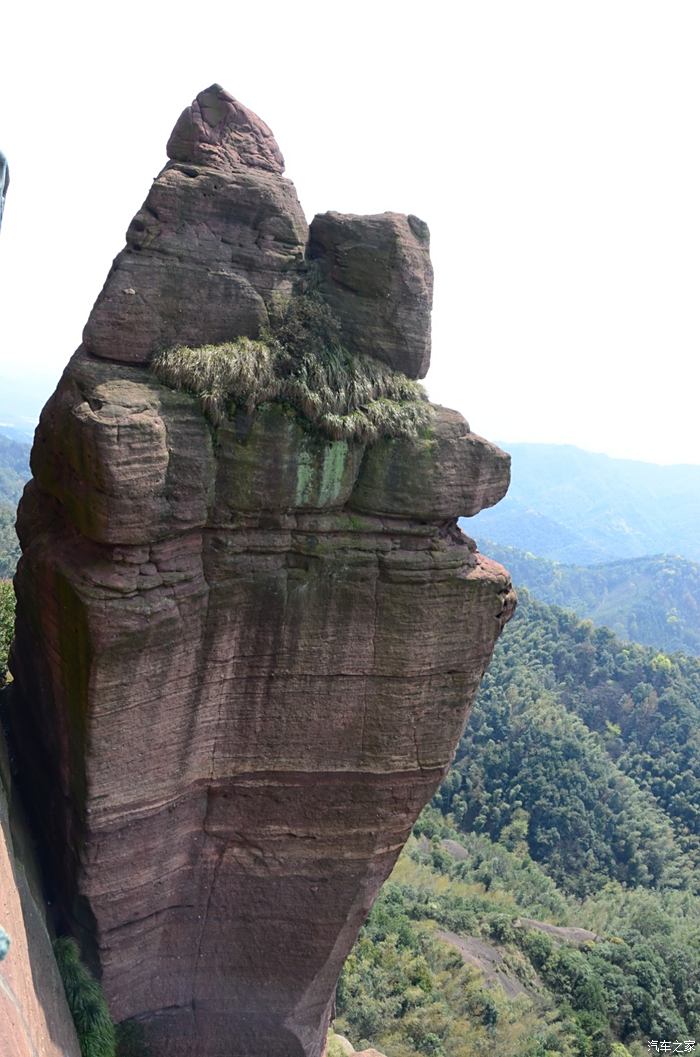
[[152, 295, 432, 442]]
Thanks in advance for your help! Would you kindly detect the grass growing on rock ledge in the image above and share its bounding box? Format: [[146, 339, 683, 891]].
[[152, 293, 433, 443], [54, 937, 116, 1057]]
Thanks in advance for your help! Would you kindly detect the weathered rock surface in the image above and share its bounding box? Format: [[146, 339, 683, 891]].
[[309, 211, 433, 378], [0, 727, 80, 1057], [167, 84, 286, 175], [83, 83, 307, 364], [350, 406, 510, 519], [6, 88, 514, 1057]]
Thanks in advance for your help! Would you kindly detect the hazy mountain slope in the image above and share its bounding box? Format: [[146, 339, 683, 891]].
[[0, 431, 28, 578], [465, 443, 700, 563], [0, 373, 54, 441], [483, 541, 700, 655], [0, 505, 20, 579], [0, 432, 30, 506]]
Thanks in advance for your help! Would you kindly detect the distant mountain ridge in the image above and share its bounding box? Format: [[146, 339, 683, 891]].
[[465, 442, 700, 563], [483, 541, 700, 656]]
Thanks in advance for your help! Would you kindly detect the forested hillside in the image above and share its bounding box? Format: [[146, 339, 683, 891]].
[[334, 816, 699, 1057], [0, 432, 30, 505], [480, 541, 700, 655], [0, 431, 29, 578], [465, 444, 700, 563], [440, 592, 700, 888], [0, 429, 28, 579], [332, 593, 700, 1056]]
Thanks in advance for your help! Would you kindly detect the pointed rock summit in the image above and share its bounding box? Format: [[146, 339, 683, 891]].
[[83, 86, 434, 379], [167, 83, 286, 173], [83, 87, 307, 364], [7, 88, 514, 1057]]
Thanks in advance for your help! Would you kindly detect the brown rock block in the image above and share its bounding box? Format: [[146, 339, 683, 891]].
[[30, 349, 215, 544], [84, 90, 307, 365], [308, 211, 434, 378], [351, 405, 511, 519], [167, 83, 286, 175]]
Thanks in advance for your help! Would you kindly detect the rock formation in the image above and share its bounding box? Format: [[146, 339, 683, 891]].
[[0, 735, 80, 1057], [5, 85, 514, 1057]]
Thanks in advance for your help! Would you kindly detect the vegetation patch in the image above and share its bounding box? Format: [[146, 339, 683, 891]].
[[0, 579, 14, 685], [151, 293, 432, 442], [54, 937, 116, 1057], [0, 504, 20, 579], [337, 817, 699, 1056]]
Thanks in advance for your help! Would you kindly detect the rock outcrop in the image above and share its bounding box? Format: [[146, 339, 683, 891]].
[[308, 211, 433, 378], [5, 86, 514, 1057], [0, 731, 81, 1057], [83, 84, 307, 364]]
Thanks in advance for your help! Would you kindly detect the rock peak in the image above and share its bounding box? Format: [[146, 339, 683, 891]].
[[166, 83, 285, 174]]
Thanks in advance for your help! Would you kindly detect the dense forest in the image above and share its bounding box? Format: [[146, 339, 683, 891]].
[[481, 542, 700, 656]]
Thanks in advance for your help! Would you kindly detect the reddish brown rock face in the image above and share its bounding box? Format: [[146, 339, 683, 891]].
[[6, 88, 514, 1057], [309, 211, 434, 379], [83, 83, 307, 365], [0, 741, 81, 1057]]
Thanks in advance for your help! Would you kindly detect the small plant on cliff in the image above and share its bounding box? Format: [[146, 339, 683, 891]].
[[151, 292, 432, 442], [326, 1030, 351, 1057], [54, 937, 116, 1057], [0, 579, 14, 686]]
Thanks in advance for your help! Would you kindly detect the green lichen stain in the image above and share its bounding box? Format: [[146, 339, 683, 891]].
[[295, 446, 317, 506], [319, 441, 349, 506], [295, 437, 350, 507]]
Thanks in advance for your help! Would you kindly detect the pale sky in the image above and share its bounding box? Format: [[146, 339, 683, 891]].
[[1, 0, 699, 463]]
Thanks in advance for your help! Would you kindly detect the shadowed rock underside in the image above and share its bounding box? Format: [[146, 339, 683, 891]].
[[6, 85, 514, 1057]]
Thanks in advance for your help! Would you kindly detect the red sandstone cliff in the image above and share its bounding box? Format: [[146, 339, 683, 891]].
[[5, 86, 514, 1057]]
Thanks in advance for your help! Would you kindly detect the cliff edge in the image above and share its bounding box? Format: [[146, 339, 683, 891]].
[[5, 86, 514, 1057]]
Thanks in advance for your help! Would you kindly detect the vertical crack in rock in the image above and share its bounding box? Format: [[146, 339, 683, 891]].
[[5, 85, 515, 1057]]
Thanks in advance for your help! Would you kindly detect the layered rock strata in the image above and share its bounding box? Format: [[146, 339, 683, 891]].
[[6, 85, 514, 1057]]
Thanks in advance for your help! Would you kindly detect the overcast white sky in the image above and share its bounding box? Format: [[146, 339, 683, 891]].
[[1, 0, 699, 463]]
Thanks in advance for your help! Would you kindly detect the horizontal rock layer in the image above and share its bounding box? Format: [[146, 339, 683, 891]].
[[83, 163, 307, 363]]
